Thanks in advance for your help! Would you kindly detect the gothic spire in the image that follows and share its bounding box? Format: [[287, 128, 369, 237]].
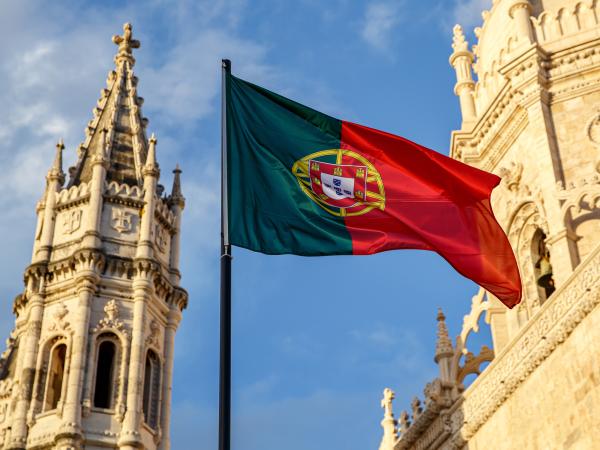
[[68, 22, 150, 187]]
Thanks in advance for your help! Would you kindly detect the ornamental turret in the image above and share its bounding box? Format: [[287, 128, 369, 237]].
[[0, 23, 187, 450], [508, 0, 534, 45], [449, 25, 477, 129]]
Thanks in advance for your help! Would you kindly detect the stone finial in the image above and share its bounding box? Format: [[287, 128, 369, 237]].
[[410, 397, 423, 421], [435, 308, 454, 363], [451, 25, 469, 53], [398, 410, 411, 434], [48, 139, 65, 184], [112, 22, 140, 65], [55, 138, 64, 166], [379, 388, 397, 450], [381, 388, 395, 419], [144, 133, 159, 172], [170, 164, 185, 206]]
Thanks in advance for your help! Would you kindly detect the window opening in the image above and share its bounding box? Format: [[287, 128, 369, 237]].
[[44, 343, 66, 411], [142, 350, 160, 428], [533, 230, 555, 301], [93, 340, 116, 408]]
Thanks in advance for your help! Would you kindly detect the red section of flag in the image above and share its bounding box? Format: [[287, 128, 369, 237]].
[[340, 121, 522, 308]]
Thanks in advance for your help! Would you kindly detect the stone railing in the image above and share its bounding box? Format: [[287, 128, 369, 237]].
[[55, 182, 91, 208], [532, 2, 600, 44]]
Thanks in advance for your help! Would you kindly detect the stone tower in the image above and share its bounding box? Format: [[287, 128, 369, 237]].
[[0, 23, 187, 450], [378, 0, 600, 448]]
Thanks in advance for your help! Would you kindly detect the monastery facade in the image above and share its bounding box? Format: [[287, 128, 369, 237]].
[[0, 24, 187, 450], [379, 0, 600, 449]]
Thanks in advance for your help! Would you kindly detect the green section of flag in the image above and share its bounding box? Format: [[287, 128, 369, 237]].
[[226, 73, 353, 255]]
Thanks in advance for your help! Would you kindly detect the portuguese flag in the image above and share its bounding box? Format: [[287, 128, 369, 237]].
[[225, 72, 522, 308]]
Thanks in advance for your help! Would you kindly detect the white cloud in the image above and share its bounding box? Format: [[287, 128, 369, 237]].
[[142, 29, 272, 126], [451, 0, 492, 31], [361, 1, 402, 51]]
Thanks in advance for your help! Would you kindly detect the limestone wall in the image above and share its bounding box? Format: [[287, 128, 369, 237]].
[[467, 303, 600, 450]]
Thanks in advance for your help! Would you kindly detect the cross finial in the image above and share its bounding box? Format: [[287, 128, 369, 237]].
[[112, 22, 140, 65], [381, 388, 395, 419]]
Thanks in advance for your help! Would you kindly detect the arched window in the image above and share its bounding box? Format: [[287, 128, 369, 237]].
[[532, 229, 555, 303], [142, 350, 160, 428], [93, 338, 116, 409], [44, 343, 66, 411]]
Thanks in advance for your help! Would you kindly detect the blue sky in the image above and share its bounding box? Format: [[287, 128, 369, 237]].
[[0, 0, 494, 449]]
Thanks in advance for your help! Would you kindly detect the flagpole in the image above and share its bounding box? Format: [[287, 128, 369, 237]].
[[219, 58, 232, 450]]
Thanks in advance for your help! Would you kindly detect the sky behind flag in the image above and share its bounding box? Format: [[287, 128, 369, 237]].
[[0, 1, 493, 449]]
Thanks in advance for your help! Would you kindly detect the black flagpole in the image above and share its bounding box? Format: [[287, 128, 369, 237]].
[[219, 58, 232, 450]]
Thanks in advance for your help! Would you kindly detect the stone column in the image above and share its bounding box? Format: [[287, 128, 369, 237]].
[[158, 304, 182, 450], [119, 273, 150, 450], [509, 0, 534, 45], [6, 291, 44, 450], [449, 25, 477, 129], [55, 272, 98, 449]]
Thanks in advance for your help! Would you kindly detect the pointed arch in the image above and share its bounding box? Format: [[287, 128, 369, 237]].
[[506, 201, 551, 319]]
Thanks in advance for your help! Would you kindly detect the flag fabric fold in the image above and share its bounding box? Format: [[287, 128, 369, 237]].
[[225, 72, 522, 308]]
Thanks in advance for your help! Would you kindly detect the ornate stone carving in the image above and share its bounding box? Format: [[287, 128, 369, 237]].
[[398, 411, 411, 434], [62, 209, 82, 234], [112, 23, 140, 64], [145, 319, 160, 347], [0, 331, 17, 375], [154, 224, 168, 252], [48, 303, 70, 332], [451, 25, 468, 53], [410, 397, 423, 421], [498, 161, 523, 192], [456, 346, 494, 384], [558, 175, 600, 221], [381, 388, 395, 418], [111, 209, 133, 233], [458, 289, 490, 356], [92, 300, 128, 336]]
